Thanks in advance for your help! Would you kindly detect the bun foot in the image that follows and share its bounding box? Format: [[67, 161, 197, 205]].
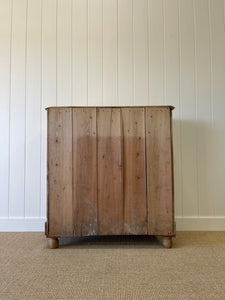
[[156, 236, 173, 248], [48, 238, 59, 249]]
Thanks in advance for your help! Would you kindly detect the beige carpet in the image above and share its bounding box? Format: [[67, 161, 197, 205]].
[[0, 232, 225, 300]]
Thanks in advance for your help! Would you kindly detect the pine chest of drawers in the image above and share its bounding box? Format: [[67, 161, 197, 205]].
[[45, 106, 175, 248]]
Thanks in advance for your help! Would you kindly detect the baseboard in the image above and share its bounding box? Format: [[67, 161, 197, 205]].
[[0, 217, 224, 232], [0, 218, 46, 232], [175, 217, 225, 231]]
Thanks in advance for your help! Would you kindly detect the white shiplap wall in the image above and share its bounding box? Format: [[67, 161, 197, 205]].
[[0, 0, 225, 231]]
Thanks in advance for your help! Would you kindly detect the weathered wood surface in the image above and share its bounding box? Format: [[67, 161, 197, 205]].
[[48, 108, 73, 236], [146, 107, 174, 236], [97, 108, 123, 235], [73, 108, 97, 236], [121, 108, 147, 234], [46, 106, 175, 238]]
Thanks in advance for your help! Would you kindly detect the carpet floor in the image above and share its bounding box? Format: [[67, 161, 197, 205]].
[[0, 232, 225, 300]]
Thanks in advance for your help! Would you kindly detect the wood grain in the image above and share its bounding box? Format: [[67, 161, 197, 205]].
[[146, 107, 174, 236], [97, 108, 123, 235], [121, 108, 147, 234], [73, 108, 97, 236], [48, 108, 73, 236], [46, 106, 175, 240]]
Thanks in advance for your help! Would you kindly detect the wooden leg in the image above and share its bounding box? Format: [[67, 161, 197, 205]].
[[156, 236, 173, 248], [48, 237, 59, 249]]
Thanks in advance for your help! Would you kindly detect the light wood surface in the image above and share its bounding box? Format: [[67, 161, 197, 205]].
[[73, 108, 97, 236], [48, 108, 73, 237], [97, 108, 123, 235], [46, 106, 175, 246], [121, 107, 147, 234], [146, 107, 174, 236]]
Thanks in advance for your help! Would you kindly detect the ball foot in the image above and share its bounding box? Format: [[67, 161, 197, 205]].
[[156, 236, 173, 248], [48, 237, 59, 249]]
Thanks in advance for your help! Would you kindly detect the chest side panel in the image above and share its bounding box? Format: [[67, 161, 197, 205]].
[[48, 108, 73, 236], [146, 107, 174, 236]]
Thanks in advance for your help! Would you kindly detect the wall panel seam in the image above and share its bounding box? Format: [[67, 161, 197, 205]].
[[8, 0, 13, 218], [87, 0, 89, 105], [24, 0, 28, 217], [117, 0, 119, 105], [132, 0, 134, 105], [193, 0, 199, 217], [163, 0, 166, 105], [147, 0, 150, 105], [177, 0, 184, 217], [71, 0, 73, 105], [40, 0, 43, 218], [56, 0, 58, 106]]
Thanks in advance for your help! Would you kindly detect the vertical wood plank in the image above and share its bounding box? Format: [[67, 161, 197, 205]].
[[164, 0, 182, 217], [25, 0, 41, 217], [179, 0, 198, 216], [210, 0, 225, 216], [0, 0, 12, 217], [73, 108, 97, 236], [133, 0, 148, 105], [88, 0, 103, 106], [57, 0, 72, 106], [102, 0, 118, 106], [48, 108, 73, 236], [9, 0, 27, 217], [118, 0, 133, 105], [194, 0, 213, 216], [148, 0, 164, 105], [41, 0, 57, 218], [72, 0, 88, 105], [121, 107, 147, 234], [97, 108, 123, 235], [146, 107, 174, 235]]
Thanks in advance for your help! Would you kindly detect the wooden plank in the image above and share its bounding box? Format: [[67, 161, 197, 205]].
[[164, 0, 182, 217], [73, 108, 97, 236], [133, 0, 148, 105], [121, 107, 147, 234], [195, 0, 213, 216], [72, 0, 88, 105], [179, 0, 198, 216], [97, 108, 123, 235], [146, 107, 174, 236], [48, 108, 73, 236], [25, 0, 41, 217], [0, 0, 11, 217], [88, 0, 103, 105], [57, 0, 72, 105], [118, 0, 133, 105], [102, 0, 118, 106], [148, 0, 164, 105], [41, 0, 57, 218], [9, 0, 27, 217], [210, 0, 225, 216]]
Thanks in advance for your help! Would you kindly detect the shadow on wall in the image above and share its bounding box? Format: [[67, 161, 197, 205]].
[[172, 118, 225, 217]]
